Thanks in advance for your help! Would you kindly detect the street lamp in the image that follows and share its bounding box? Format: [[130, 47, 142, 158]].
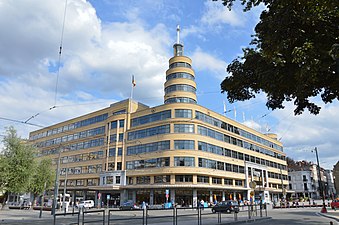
[[312, 147, 327, 213]]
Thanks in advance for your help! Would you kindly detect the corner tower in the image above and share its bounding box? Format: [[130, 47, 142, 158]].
[[164, 25, 197, 104]]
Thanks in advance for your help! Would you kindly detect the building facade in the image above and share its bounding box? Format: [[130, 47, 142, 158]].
[[325, 169, 337, 199], [334, 162, 339, 198], [288, 164, 336, 199], [29, 27, 288, 207]]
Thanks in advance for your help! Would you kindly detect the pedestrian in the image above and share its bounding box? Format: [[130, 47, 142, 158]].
[[200, 199, 204, 210]]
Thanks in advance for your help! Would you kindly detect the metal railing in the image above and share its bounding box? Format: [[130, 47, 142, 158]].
[[53, 211, 80, 225], [51, 203, 268, 225], [108, 208, 144, 225], [82, 209, 105, 225]]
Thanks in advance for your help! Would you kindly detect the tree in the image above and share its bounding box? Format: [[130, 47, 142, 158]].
[[1, 127, 35, 195], [29, 158, 54, 205], [219, 0, 338, 115]]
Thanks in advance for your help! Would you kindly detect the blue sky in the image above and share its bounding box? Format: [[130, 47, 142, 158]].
[[0, 0, 338, 169]]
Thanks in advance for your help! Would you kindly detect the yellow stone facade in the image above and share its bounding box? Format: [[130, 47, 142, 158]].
[[30, 30, 288, 207]]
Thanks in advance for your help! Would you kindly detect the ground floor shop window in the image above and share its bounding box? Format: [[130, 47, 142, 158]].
[[136, 190, 150, 205], [175, 190, 192, 207]]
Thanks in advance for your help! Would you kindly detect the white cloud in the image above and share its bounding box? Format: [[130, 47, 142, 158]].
[[201, 1, 245, 28], [243, 120, 262, 132], [191, 48, 228, 80], [0, 0, 172, 139], [271, 101, 339, 169]]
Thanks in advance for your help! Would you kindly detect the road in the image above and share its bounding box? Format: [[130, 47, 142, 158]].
[[0, 206, 338, 225], [250, 208, 338, 225]]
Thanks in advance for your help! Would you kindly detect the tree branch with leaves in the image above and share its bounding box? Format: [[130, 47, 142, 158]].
[[218, 0, 339, 115]]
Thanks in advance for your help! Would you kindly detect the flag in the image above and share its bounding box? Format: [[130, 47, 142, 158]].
[[132, 75, 136, 87], [223, 101, 226, 114]]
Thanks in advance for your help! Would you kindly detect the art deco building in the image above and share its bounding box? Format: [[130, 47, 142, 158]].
[[30, 27, 288, 207]]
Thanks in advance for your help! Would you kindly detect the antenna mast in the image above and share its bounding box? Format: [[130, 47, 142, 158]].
[[176, 25, 180, 44]]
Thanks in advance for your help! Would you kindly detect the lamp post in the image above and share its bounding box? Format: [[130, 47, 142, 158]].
[[313, 147, 327, 213]]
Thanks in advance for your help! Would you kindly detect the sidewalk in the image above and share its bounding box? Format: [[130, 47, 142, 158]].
[[319, 209, 339, 222]]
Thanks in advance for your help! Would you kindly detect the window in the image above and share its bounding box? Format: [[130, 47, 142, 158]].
[[126, 157, 169, 170], [174, 157, 194, 167], [198, 158, 217, 169], [175, 109, 192, 118], [167, 72, 194, 81], [174, 124, 194, 133], [174, 140, 195, 150], [169, 62, 191, 69], [165, 84, 196, 94], [212, 177, 222, 184], [136, 176, 150, 184], [175, 175, 193, 182], [131, 110, 171, 127], [197, 176, 209, 183], [87, 179, 97, 186], [106, 176, 113, 184], [110, 133, 124, 142], [165, 97, 197, 104], [127, 141, 170, 155], [116, 176, 121, 184], [154, 175, 170, 183], [109, 148, 123, 157], [128, 125, 170, 140], [235, 180, 243, 186], [225, 163, 232, 172], [76, 180, 84, 186], [224, 179, 232, 185], [111, 120, 125, 129], [174, 157, 195, 167]]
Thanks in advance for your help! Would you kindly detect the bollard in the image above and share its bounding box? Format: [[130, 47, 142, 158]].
[[234, 211, 238, 221]]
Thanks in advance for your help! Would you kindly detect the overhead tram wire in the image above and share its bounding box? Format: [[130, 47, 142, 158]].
[[0, 117, 44, 128], [24, 0, 68, 124], [54, 0, 68, 107]]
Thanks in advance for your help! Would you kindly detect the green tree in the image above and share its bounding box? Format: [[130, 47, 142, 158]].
[[0, 127, 34, 208], [219, 0, 338, 115], [29, 158, 54, 205], [0, 126, 35, 195]]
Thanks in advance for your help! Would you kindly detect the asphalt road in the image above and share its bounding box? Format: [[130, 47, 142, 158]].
[[250, 208, 339, 225], [0, 206, 338, 225]]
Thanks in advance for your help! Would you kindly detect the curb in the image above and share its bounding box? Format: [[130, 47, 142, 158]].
[[318, 212, 339, 222], [220, 217, 272, 224]]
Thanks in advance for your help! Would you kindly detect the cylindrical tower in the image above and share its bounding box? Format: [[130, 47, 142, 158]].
[[164, 25, 197, 104]]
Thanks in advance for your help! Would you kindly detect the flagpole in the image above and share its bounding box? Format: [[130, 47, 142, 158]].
[[130, 75, 134, 100]]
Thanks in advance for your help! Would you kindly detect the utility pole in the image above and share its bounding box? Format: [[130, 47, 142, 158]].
[[52, 148, 62, 224], [313, 147, 327, 213]]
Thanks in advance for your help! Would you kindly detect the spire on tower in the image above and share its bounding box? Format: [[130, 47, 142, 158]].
[[176, 25, 180, 44]]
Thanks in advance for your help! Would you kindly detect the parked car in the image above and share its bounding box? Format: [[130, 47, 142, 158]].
[[331, 199, 339, 209], [211, 200, 240, 213], [119, 202, 139, 210], [78, 200, 94, 209]]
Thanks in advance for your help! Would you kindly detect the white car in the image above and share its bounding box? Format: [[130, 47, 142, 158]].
[[78, 200, 94, 209]]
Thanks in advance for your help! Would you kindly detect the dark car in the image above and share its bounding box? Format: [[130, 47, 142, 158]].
[[119, 202, 139, 210], [211, 200, 239, 213]]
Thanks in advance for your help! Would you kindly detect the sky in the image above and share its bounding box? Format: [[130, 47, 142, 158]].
[[0, 0, 338, 169]]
